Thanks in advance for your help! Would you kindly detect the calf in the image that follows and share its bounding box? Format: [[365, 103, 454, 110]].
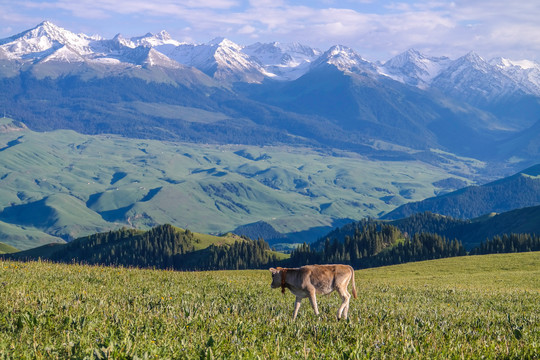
[[269, 264, 357, 320]]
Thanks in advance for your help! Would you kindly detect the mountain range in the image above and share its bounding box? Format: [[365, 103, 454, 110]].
[[3, 21, 540, 96], [1, 21, 539, 168]]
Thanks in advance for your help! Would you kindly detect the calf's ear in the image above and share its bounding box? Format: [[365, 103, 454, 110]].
[[269, 268, 276, 272]]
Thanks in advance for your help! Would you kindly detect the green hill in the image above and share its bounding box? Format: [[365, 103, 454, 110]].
[[0, 241, 18, 254], [0, 219, 64, 250], [383, 164, 540, 220]]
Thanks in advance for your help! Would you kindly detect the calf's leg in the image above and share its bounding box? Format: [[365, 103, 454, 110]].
[[292, 297, 302, 320], [336, 287, 351, 320], [308, 289, 319, 316]]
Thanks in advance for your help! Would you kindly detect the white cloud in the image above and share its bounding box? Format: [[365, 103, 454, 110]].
[[1, 0, 539, 61], [238, 25, 256, 35]]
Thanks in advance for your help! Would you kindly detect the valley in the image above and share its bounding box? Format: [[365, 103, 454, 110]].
[[0, 117, 480, 249]]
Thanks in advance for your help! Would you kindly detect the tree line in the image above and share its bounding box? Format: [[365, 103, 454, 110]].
[[12, 224, 281, 271], [196, 239, 282, 270], [5, 221, 539, 271], [287, 223, 466, 268], [50, 224, 195, 269], [470, 233, 540, 255]]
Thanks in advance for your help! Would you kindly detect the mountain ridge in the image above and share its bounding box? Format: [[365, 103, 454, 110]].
[[2, 21, 540, 96], [382, 164, 540, 220]]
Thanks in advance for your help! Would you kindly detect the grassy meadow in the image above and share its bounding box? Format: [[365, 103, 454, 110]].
[[1, 252, 539, 359]]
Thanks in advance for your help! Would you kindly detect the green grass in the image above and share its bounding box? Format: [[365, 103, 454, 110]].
[[0, 252, 538, 359]]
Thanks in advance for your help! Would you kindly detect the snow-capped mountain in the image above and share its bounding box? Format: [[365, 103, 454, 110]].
[[159, 37, 268, 83], [129, 31, 183, 48], [380, 49, 451, 89], [2, 21, 540, 172], [490, 57, 540, 96], [0, 21, 96, 60], [310, 45, 378, 75], [430, 52, 527, 104], [0, 21, 183, 70], [2, 21, 540, 95], [243, 42, 321, 80], [378, 50, 540, 102]]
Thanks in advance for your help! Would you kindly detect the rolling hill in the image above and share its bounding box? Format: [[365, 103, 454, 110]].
[[0, 117, 481, 250], [0, 241, 18, 254]]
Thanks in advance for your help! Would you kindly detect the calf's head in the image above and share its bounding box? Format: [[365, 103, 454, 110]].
[[269, 267, 283, 289]]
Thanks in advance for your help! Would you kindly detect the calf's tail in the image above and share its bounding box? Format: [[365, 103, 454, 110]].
[[350, 266, 357, 299]]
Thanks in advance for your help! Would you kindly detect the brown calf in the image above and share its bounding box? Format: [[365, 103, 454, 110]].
[[269, 264, 357, 320]]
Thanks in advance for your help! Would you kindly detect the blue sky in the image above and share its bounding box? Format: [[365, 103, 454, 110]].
[[1, 0, 539, 62]]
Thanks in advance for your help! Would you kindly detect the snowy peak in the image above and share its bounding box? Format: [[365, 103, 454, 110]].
[[490, 57, 540, 96], [380, 49, 451, 88], [108, 31, 182, 49], [110, 34, 133, 49], [430, 51, 527, 103], [210, 39, 267, 82], [10, 21, 79, 44], [456, 51, 492, 72], [0, 21, 94, 59], [131, 31, 182, 48], [206, 37, 242, 51], [244, 41, 320, 66], [161, 38, 267, 82], [242, 41, 321, 80], [440, 51, 499, 79], [311, 45, 377, 75]]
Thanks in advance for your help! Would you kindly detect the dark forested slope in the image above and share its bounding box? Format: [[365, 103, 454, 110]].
[[383, 164, 540, 219]]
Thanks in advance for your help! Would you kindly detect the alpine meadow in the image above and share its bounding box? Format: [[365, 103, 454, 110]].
[[1, 15, 540, 360], [1, 253, 539, 358]]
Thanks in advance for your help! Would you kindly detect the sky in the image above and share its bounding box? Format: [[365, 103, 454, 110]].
[[1, 0, 539, 62]]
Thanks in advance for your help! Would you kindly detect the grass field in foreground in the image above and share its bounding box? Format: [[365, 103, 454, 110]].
[[0, 253, 539, 359]]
